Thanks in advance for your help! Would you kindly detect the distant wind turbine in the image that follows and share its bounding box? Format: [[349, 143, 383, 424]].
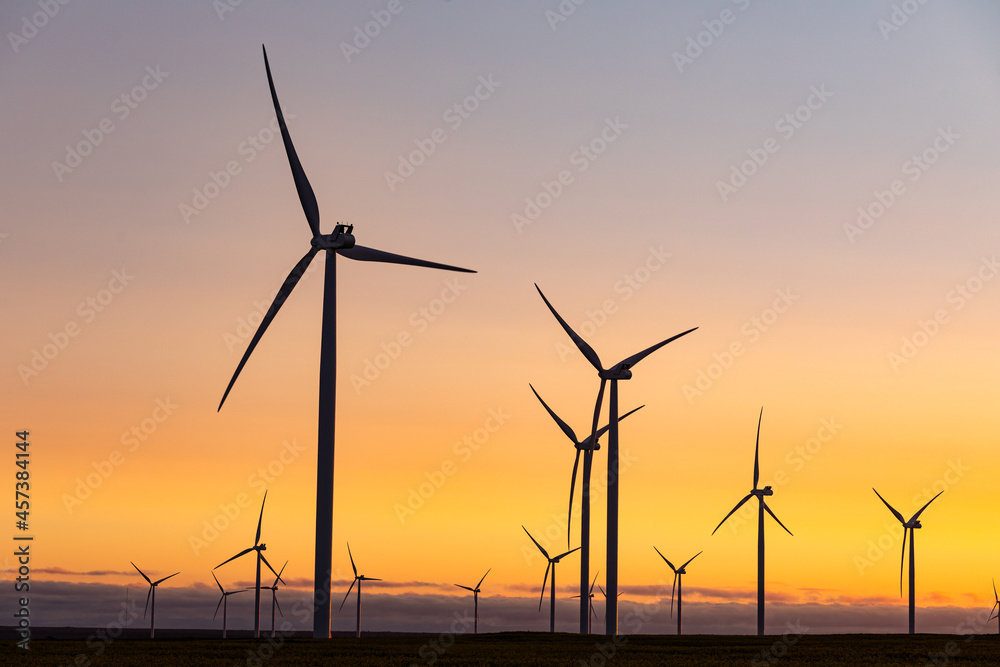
[[130, 562, 178, 639], [214, 491, 284, 638], [454, 568, 490, 634], [523, 526, 580, 632], [535, 285, 695, 635], [570, 571, 599, 634], [528, 384, 642, 634], [259, 560, 288, 639], [218, 45, 475, 639], [711, 409, 793, 636], [873, 487, 943, 634], [653, 547, 701, 635], [339, 543, 381, 638], [212, 571, 247, 639], [990, 579, 999, 635]]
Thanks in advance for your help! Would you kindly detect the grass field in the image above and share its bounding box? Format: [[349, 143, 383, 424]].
[[3, 632, 999, 665]]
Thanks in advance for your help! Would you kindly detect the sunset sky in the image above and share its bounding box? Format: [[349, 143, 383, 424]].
[[3, 1, 1000, 636]]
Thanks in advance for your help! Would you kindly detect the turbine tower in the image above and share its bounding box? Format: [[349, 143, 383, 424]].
[[339, 543, 381, 638], [535, 284, 695, 635], [873, 488, 943, 634], [212, 571, 247, 639], [523, 526, 580, 632], [214, 491, 284, 638], [130, 562, 178, 639], [653, 547, 701, 635], [529, 383, 641, 634], [454, 568, 491, 634], [711, 409, 792, 636], [218, 45, 475, 639]]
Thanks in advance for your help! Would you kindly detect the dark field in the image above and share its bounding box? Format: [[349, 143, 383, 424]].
[[3, 632, 999, 666]]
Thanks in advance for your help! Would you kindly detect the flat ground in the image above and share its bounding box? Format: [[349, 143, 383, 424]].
[[2, 632, 998, 665]]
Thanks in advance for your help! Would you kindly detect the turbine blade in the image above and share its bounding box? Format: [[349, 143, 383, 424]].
[[670, 572, 678, 618], [539, 563, 551, 611], [872, 488, 906, 525], [522, 526, 550, 560], [131, 562, 151, 585], [653, 546, 677, 573], [586, 379, 608, 455], [144, 585, 152, 619], [366, 578, 382, 581], [476, 568, 491, 590], [153, 572, 180, 585], [613, 327, 698, 372], [337, 245, 475, 273], [711, 494, 754, 535], [753, 408, 762, 490], [554, 546, 581, 561], [900, 528, 907, 598], [338, 578, 357, 612], [762, 500, 793, 536], [590, 571, 599, 593], [274, 560, 289, 586], [585, 405, 644, 447], [598, 584, 607, 599], [994, 578, 998, 603], [347, 542, 358, 578], [567, 448, 581, 549], [908, 490, 944, 524], [455, 585, 475, 592], [214, 595, 224, 620], [215, 547, 254, 569], [212, 571, 224, 594], [255, 491, 267, 546], [534, 284, 603, 372], [260, 553, 282, 580], [274, 594, 284, 617], [529, 384, 578, 444], [680, 551, 703, 570], [262, 45, 320, 238], [218, 247, 319, 410]]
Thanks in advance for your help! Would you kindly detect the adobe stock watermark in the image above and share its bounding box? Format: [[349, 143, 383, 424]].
[[716, 85, 832, 203], [384, 75, 501, 192], [413, 612, 475, 665], [179, 112, 296, 224], [17, 268, 135, 385], [844, 126, 959, 243], [7, 0, 73, 54], [854, 459, 969, 575], [552, 246, 671, 362], [511, 116, 627, 233], [395, 408, 511, 524], [672, 0, 753, 74], [51, 66, 170, 182], [349, 277, 470, 394], [212, 0, 246, 21], [544, 0, 588, 31], [877, 0, 933, 42], [340, 0, 410, 63], [887, 255, 997, 372], [61, 398, 179, 514], [682, 288, 798, 403]]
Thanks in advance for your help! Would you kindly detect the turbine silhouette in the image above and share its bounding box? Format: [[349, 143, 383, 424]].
[[570, 571, 599, 634], [454, 568, 490, 634], [339, 543, 381, 638], [529, 383, 641, 633], [218, 45, 475, 638], [535, 284, 695, 635], [990, 579, 999, 635], [653, 547, 701, 635], [873, 487, 943, 634], [259, 560, 288, 639], [212, 571, 247, 639], [214, 491, 284, 638], [711, 409, 792, 636], [523, 525, 580, 633], [130, 562, 178, 639]]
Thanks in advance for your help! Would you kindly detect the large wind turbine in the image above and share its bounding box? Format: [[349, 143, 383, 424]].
[[535, 284, 696, 635], [711, 409, 792, 636], [570, 571, 599, 634], [653, 547, 701, 635], [259, 560, 288, 639], [529, 384, 642, 634], [218, 46, 475, 639], [214, 492, 284, 638], [873, 488, 943, 634], [130, 562, 178, 639], [523, 526, 580, 632], [212, 571, 246, 639], [339, 543, 381, 638], [454, 568, 490, 634]]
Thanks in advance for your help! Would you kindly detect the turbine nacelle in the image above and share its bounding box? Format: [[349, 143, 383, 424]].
[[599, 367, 632, 381], [311, 224, 356, 250], [753, 486, 774, 497], [906, 520, 922, 529]]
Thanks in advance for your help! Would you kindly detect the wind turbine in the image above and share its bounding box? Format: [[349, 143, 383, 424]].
[[214, 491, 284, 638], [218, 46, 475, 639], [339, 543, 381, 638], [535, 284, 696, 635], [212, 571, 247, 639], [523, 526, 580, 633], [570, 571, 599, 634], [259, 560, 288, 639], [529, 384, 642, 634], [130, 562, 178, 639], [454, 568, 490, 634], [711, 409, 792, 636], [653, 547, 701, 635], [990, 579, 999, 635], [873, 488, 943, 634]]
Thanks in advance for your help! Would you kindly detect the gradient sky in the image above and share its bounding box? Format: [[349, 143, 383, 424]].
[[2, 1, 1000, 636]]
